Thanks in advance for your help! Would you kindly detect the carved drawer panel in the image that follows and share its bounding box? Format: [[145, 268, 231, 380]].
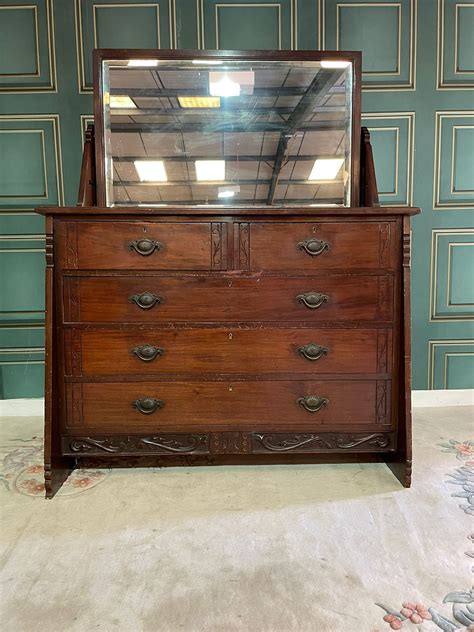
[[58, 221, 227, 270], [63, 274, 394, 323], [236, 221, 397, 271], [68, 327, 392, 376], [61, 430, 396, 456], [64, 379, 391, 433]]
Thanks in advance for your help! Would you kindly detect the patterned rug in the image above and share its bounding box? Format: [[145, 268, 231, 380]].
[[0, 406, 472, 632]]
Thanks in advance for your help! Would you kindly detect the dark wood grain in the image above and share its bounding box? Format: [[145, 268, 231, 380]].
[[360, 127, 380, 207], [59, 221, 221, 270], [77, 125, 96, 207], [75, 327, 388, 376], [248, 221, 395, 270], [44, 217, 74, 498], [36, 70, 421, 495], [65, 274, 393, 323], [65, 379, 386, 432], [384, 215, 413, 487], [60, 431, 395, 457]]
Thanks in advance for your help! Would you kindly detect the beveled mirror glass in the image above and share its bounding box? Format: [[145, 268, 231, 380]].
[[96, 51, 361, 207]]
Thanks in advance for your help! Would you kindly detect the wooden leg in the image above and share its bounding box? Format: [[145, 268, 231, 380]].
[[384, 216, 413, 489], [44, 218, 74, 499], [45, 458, 75, 499]]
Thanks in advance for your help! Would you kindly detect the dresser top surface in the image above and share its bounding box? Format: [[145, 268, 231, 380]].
[[35, 205, 421, 217]]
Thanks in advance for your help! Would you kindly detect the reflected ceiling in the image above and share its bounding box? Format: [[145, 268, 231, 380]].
[[102, 58, 353, 207]]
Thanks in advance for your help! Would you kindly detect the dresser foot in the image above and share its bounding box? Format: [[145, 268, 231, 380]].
[[44, 458, 75, 499], [384, 458, 412, 488]]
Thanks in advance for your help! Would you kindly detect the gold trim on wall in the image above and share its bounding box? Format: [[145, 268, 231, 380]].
[[322, 0, 416, 91], [0, 114, 64, 206], [427, 339, 474, 389], [336, 3, 402, 75], [454, 3, 474, 74], [0, 0, 57, 93], [437, 0, 474, 90], [362, 112, 415, 205], [92, 3, 161, 48], [447, 242, 474, 306], [433, 111, 474, 209], [429, 228, 474, 321], [0, 129, 48, 200], [75, 0, 176, 93], [0, 5, 40, 78], [366, 126, 400, 195], [450, 124, 474, 194], [211, 3, 286, 50]]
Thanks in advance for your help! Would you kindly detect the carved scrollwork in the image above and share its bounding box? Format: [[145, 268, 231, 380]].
[[66, 434, 209, 455], [252, 432, 392, 453]]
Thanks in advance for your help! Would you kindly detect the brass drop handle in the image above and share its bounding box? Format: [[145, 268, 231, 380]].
[[129, 238, 162, 256], [296, 292, 329, 309], [132, 344, 165, 362], [128, 292, 163, 310], [297, 343, 329, 361], [132, 397, 165, 415], [297, 395, 329, 413], [298, 239, 330, 257]]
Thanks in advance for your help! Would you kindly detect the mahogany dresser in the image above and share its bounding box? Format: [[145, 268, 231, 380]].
[[36, 49, 420, 497]]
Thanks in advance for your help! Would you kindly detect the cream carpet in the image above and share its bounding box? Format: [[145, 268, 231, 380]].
[[1, 406, 473, 632]]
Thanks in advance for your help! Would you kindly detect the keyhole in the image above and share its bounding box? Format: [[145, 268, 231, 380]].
[[228, 332, 233, 340], [228, 385, 233, 392], [143, 226, 147, 233]]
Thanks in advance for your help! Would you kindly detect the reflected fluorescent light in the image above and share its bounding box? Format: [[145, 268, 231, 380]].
[[195, 160, 225, 181], [110, 95, 136, 109], [127, 59, 158, 67], [178, 96, 221, 108], [134, 160, 168, 182], [218, 185, 240, 198], [308, 158, 344, 181], [320, 60, 351, 69], [209, 71, 255, 97], [209, 75, 240, 97], [192, 59, 223, 65]]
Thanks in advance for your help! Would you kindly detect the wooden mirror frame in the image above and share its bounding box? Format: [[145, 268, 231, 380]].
[[92, 48, 362, 208]]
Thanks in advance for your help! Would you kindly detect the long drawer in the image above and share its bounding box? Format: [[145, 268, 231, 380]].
[[245, 221, 397, 271], [63, 275, 394, 323], [70, 328, 392, 376], [65, 379, 391, 431], [59, 221, 226, 270]]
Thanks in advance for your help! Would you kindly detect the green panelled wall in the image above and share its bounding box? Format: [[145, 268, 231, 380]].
[[0, 0, 473, 397]]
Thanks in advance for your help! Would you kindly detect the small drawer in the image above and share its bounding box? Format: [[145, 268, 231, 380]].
[[63, 274, 394, 324], [242, 221, 396, 271], [58, 221, 226, 270], [70, 328, 392, 376], [65, 379, 391, 432]]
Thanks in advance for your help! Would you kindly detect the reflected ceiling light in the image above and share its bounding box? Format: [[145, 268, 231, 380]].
[[308, 158, 344, 181], [218, 185, 240, 198], [110, 95, 137, 109], [209, 75, 240, 97], [192, 59, 223, 65], [195, 160, 226, 181], [134, 160, 168, 182], [320, 60, 351, 69], [209, 71, 254, 97], [127, 59, 159, 67], [178, 96, 221, 108]]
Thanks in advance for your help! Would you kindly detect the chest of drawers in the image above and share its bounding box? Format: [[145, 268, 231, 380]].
[[38, 206, 418, 497]]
